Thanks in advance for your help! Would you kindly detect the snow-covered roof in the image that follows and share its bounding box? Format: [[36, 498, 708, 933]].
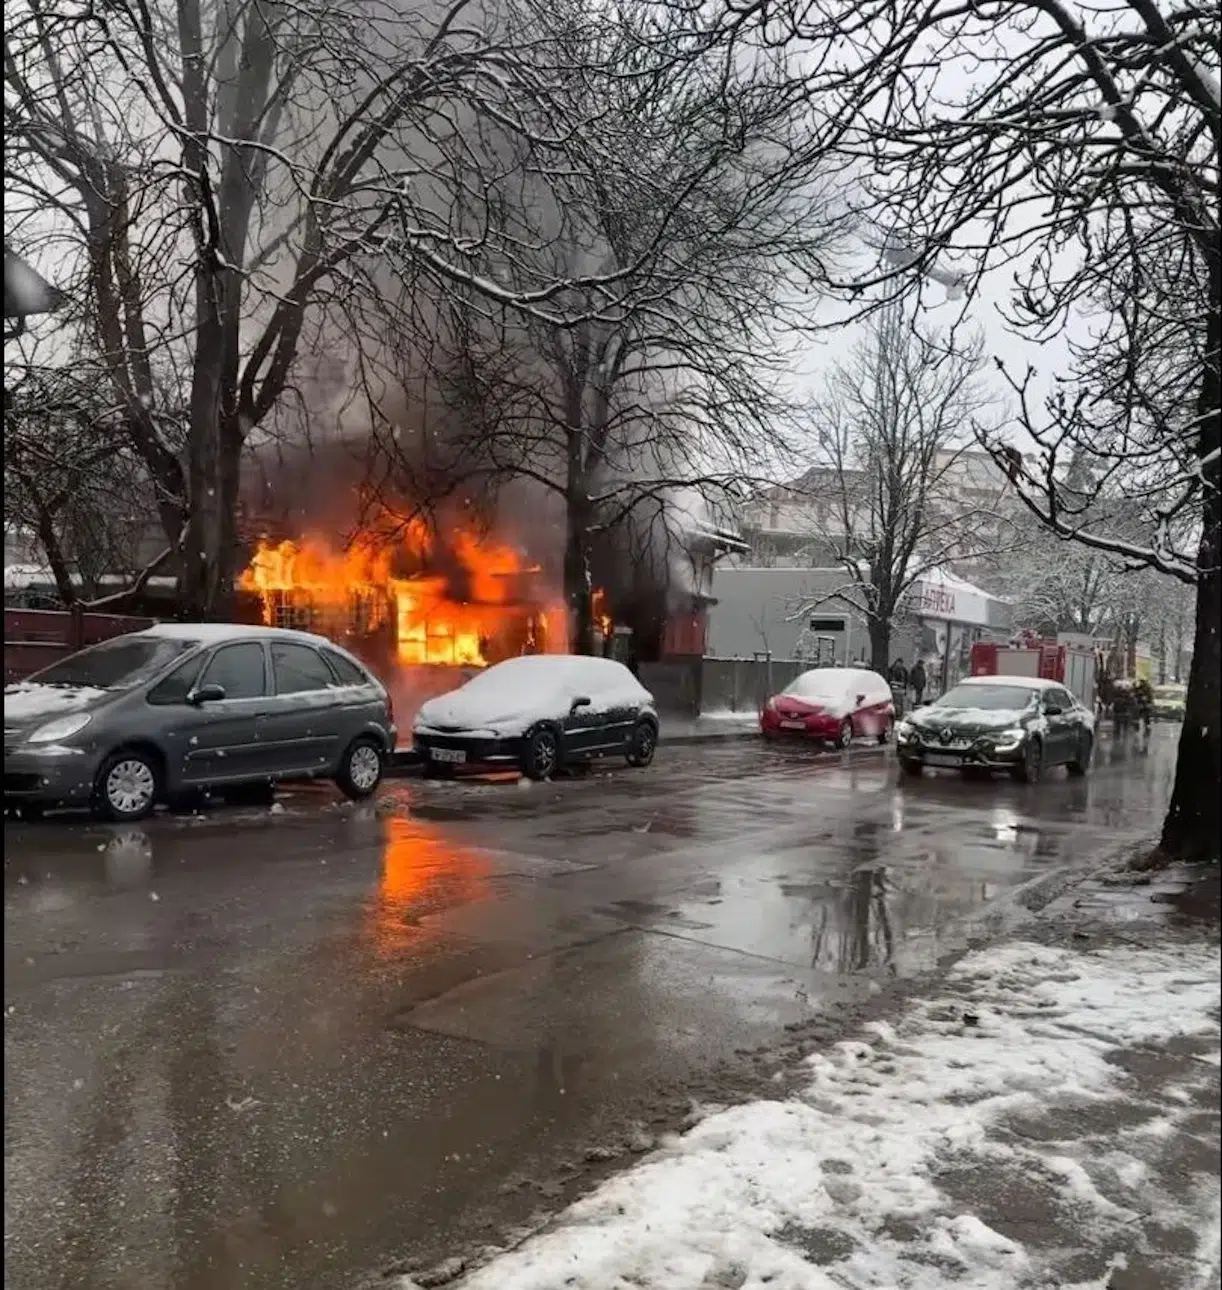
[[960, 674, 1062, 690], [918, 566, 1002, 601], [136, 622, 339, 648], [689, 522, 749, 554], [3, 563, 57, 590]]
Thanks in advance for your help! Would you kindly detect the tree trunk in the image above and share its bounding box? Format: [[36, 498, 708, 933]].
[[1158, 546, 1220, 863], [34, 510, 79, 606], [563, 414, 595, 656], [565, 497, 595, 656], [1156, 320, 1220, 866], [867, 618, 891, 673]]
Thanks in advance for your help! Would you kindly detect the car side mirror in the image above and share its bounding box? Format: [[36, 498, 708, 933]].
[[856, 693, 866, 706], [570, 695, 592, 713], [189, 683, 226, 705]]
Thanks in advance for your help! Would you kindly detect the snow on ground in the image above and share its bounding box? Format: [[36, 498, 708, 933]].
[[417, 937, 1220, 1290]]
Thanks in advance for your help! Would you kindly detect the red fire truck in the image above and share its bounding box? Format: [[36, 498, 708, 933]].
[[969, 636, 1097, 710]]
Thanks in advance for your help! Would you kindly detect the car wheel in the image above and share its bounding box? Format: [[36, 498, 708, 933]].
[[1066, 733, 1093, 777], [94, 749, 161, 822], [521, 727, 560, 781], [899, 758, 923, 778], [626, 720, 658, 768], [836, 719, 853, 750], [1012, 738, 1043, 784], [335, 737, 384, 800]]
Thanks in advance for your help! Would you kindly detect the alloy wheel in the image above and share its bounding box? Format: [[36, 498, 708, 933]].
[[531, 731, 558, 778]]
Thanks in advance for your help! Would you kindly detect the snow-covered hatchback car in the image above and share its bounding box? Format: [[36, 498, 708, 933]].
[[412, 654, 659, 779]]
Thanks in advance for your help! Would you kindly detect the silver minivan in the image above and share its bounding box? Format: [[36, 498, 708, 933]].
[[4, 624, 396, 820]]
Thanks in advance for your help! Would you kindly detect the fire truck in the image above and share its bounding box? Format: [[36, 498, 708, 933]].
[[969, 634, 1097, 710]]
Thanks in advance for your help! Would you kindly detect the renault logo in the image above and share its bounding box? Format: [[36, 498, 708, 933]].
[[940, 728, 953, 744]]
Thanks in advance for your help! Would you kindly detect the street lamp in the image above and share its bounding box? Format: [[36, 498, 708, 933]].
[[4, 246, 62, 340]]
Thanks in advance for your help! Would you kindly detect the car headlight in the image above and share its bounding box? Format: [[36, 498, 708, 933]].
[[894, 720, 915, 741], [992, 727, 1026, 749], [27, 712, 93, 744], [765, 696, 777, 712]]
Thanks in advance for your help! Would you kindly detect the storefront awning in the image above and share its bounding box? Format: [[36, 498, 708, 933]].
[[907, 567, 1001, 627]]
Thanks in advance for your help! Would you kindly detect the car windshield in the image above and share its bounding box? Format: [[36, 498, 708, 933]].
[[783, 672, 849, 701], [937, 684, 1039, 711], [27, 636, 196, 690]]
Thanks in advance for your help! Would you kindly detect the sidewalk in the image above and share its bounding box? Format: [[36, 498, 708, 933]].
[[660, 712, 760, 744], [403, 865, 1220, 1290]]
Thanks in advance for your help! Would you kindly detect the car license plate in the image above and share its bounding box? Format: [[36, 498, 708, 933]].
[[430, 747, 466, 764], [925, 752, 962, 768], [780, 720, 805, 730]]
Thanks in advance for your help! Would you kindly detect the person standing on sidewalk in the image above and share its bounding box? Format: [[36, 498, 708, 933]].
[[889, 657, 909, 718], [910, 658, 927, 707]]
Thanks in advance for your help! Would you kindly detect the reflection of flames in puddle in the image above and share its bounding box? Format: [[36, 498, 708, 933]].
[[365, 816, 492, 959], [239, 512, 570, 668]]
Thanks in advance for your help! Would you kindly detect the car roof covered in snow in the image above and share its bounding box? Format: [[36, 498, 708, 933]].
[[791, 666, 887, 685], [134, 622, 342, 649], [958, 675, 1061, 690]]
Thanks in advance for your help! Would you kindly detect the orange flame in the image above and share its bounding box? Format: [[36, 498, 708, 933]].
[[592, 587, 613, 638], [239, 517, 568, 667]]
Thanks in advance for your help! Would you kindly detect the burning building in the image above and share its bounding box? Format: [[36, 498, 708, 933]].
[[238, 512, 569, 679]]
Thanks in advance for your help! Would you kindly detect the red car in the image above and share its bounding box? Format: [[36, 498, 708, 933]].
[[761, 666, 896, 748]]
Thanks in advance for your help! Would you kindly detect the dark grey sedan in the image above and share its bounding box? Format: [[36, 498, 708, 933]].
[[4, 624, 396, 820]]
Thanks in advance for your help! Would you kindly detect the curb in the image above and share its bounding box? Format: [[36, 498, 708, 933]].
[[661, 727, 761, 745], [386, 724, 765, 775]]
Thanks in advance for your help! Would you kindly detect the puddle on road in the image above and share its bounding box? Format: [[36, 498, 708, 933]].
[[3, 729, 1183, 1290]]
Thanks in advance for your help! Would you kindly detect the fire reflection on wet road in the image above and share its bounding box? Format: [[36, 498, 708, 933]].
[[4, 729, 1178, 1290]]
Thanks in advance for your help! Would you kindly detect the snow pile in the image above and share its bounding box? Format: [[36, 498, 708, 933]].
[[430, 938, 1220, 1290]]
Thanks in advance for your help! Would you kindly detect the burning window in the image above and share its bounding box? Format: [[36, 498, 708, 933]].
[[239, 517, 568, 668]]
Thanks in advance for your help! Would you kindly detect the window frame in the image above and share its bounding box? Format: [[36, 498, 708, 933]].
[[270, 641, 337, 696], [320, 647, 371, 687], [145, 652, 206, 706], [197, 640, 270, 702], [1045, 686, 1075, 712]]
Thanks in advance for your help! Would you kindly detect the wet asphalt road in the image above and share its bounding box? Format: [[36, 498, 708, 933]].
[[4, 728, 1178, 1290]]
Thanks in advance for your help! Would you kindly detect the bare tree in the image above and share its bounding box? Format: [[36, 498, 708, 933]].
[[784, 306, 1009, 670], [705, 0, 1219, 864], [5, 0, 703, 618], [3, 358, 171, 603], [368, 0, 842, 651]]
